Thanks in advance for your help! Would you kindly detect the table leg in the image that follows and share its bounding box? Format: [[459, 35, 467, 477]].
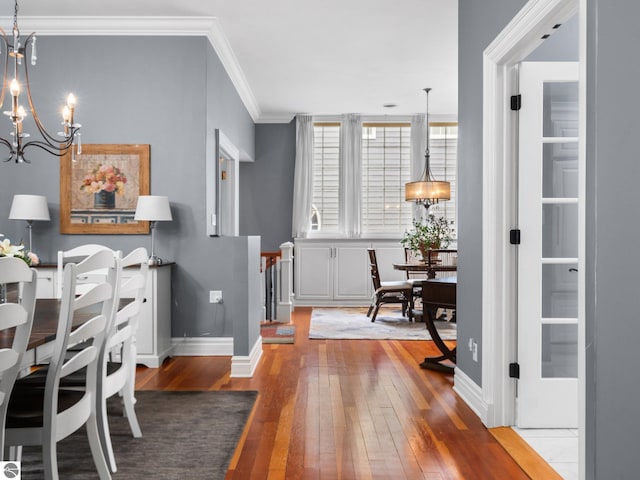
[[420, 305, 456, 373]]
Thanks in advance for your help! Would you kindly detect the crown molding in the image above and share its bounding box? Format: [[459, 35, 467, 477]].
[[0, 16, 261, 122]]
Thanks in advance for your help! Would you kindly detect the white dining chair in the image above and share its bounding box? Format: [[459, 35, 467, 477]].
[[26, 247, 148, 473], [56, 244, 113, 299], [0, 257, 37, 458], [5, 249, 119, 480], [96, 247, 147, 472]]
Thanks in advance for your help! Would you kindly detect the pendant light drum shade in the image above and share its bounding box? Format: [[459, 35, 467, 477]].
[[405, 180, 450, 203]]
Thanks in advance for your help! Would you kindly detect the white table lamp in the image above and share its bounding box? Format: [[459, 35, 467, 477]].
[[9, 194, 51, 253], [134, 195, 173, 265]]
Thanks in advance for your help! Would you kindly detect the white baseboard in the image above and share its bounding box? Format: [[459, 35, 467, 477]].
[[453, 367, 489, 424], [231, 337, 263, 378], [171, 337, 234, 356]]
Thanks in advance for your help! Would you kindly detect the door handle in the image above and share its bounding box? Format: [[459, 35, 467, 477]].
[[569, 268, 578, 272]]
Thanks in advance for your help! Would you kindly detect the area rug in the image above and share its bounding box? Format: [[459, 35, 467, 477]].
[[19, 390, 258, 480], [261, 322, 296, 344], [309, 306, 457, 340]]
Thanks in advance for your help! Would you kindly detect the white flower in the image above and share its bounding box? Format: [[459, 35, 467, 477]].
[[0, 238, 25, 257]]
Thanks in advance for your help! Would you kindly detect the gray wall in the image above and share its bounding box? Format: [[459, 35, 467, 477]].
[[525, 14, 579, 62], [457, 0, 528, 384], [0, 36, 257, 350], [240, 121, 296, 250], [585, 1, 640, 477]]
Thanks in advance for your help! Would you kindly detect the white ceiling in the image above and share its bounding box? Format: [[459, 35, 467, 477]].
[[10, 0, 458, 123]]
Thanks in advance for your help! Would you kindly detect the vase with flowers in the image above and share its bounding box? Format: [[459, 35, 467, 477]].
[[400, 214, 454, 263], [80, 164, 127, 209], [0, 234, 39, 303]]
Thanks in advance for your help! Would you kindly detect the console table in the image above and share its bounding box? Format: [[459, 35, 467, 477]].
[[34, 263, 173, 368]]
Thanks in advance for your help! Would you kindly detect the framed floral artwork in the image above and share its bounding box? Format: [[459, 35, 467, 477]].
[[60, 144, 150, 234]]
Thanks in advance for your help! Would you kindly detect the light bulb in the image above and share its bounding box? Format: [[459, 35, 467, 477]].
[[66, 93, 76, 108], [62, 105, 70, 122], [9, 79, 20, 97]]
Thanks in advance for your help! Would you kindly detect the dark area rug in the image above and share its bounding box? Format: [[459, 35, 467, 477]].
[[19, 390, 258, 479]]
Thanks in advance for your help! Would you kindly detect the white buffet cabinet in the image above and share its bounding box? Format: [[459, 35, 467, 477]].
[[294, 239, 406, 306], [35, 263, 173, 368]]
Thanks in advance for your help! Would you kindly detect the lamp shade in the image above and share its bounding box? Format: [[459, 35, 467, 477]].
[[8, 194, 51, 221], [405, 180, 451, 202], [134, 195, 173, 221]]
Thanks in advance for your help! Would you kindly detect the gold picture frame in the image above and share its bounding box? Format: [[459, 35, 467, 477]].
[[60, 144, 150, 234]]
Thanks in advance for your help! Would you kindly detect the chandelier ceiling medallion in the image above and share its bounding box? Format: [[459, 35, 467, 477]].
[[0, 0, 81, 164], [405, 87, 450, 210]]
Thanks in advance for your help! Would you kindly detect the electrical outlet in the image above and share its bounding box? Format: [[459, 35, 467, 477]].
[[209, 290, 223, 304], [468, 338, 474, 351], [472, 342, 478, 362]]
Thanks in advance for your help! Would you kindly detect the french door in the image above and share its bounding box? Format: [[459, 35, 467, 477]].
[[517, 61, 579, 428]]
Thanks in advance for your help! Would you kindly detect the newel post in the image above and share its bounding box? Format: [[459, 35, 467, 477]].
[[276, 242, 294, 321]]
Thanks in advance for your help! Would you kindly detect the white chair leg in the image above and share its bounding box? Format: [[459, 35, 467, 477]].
[[96, 395, 117, 473], [42, 438, 59, 480], [122, 383, 142, 437], [5, 445, 21, 462], [86, 413, 112, 480]]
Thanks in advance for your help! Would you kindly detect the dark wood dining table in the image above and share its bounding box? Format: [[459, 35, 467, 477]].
[[392, 261, 457, 279], [0, 289, 128, 368]]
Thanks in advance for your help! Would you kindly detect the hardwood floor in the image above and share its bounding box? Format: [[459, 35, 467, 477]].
[[135, 307, 532, 479]]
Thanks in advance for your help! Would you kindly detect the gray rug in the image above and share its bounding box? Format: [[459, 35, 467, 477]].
[[309, 306, 457, 340], [19, 390, 258, 479]]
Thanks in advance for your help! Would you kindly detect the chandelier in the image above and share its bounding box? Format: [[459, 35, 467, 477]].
[[0, 0, 81, 164], [405, 87, 450, 209]]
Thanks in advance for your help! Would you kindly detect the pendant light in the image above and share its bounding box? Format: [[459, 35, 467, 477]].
[[405, 88, 450, 209]]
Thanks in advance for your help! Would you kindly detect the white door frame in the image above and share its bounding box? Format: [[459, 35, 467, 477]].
[[481, 0, 584, 440]]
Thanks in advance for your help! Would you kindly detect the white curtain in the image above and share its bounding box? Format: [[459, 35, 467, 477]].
[[410, 114, 427, 221], [291, 114, 314, 238], [339, 114, 362, 237]]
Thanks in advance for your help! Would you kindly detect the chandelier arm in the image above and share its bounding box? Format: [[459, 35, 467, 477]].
[[0, 137, 17, 162], [21, 139, 74, 158], [22, 51, 68, 147], [0, 31, 9, 111]]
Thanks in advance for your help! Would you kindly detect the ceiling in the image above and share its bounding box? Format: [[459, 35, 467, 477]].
[[10, 0, 458, 123]]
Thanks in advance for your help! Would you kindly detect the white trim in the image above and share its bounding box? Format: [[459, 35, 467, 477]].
[[453, 367, 488, 422], [482, 0, 578, 428], [230, 337, 263, 378], [171, 336, 234, 356], [0, 16, 261, 122]]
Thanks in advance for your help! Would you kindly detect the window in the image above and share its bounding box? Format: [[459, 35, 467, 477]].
[[311, 123, 340, 232], [429, 123, 458, 237], [361, 123, 413, 234], [310, 120, 457, 237]]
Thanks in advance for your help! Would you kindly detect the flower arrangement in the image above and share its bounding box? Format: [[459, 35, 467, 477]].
[[80, 164, 127, 195], [400, 213, 454, 261], [0, 234, 39, 266]]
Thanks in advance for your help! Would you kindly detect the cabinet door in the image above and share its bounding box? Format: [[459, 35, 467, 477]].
[[295, 245, 332, 300], [333, 244, 370, 300], [35, 268, 56, 299]]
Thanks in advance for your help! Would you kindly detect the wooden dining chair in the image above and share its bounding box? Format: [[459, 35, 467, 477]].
[[366, 248, 414, 322], [0, 257, 37, 458], [5, 249, 119, 480]]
